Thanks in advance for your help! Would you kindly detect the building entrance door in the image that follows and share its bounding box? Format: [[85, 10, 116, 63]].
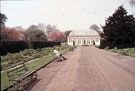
[[83, 40, 86, 45], [93, 40, 95, 45]]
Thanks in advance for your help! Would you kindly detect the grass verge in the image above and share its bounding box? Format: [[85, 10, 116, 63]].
[[108, 48, 135, 57], [1, 55, 55, 91]]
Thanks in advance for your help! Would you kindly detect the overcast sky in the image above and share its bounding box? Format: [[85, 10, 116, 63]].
[[1, 0, 135, 31]]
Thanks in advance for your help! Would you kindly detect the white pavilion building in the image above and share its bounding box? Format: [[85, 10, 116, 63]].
[[67, 29, 100, 46]]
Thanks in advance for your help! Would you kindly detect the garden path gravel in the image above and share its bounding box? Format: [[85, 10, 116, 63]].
[[30, 46, 135, 91]]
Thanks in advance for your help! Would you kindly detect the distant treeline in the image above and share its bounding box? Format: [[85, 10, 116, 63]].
[[0, 40, 61, 55]]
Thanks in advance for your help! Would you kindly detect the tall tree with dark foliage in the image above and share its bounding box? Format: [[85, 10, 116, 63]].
[[101, 5, 135, 48], [0, 13, 7, 26]]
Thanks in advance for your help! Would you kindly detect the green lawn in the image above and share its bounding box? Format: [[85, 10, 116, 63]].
[[109, 48, 135, 57], [1, 55, 55, 91], [1, 46, 75, 91]]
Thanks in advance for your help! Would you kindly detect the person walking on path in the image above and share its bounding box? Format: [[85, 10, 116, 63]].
[[53, 48, 66, 61]]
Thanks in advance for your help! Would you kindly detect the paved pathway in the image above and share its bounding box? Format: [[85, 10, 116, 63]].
[[30, 46, 135, 91]]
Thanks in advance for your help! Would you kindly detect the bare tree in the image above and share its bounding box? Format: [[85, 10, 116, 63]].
[[89, 24, 100, 31], [129, 0, 135, 8], [14, 26, 25, 31], [46, 24, 59, 36], [38, 23, 47, 35]]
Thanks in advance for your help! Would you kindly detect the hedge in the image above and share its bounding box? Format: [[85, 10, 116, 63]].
[[0, 40, 61, 55], [1, 40, 28, 55], [32, 41, 60, 49]]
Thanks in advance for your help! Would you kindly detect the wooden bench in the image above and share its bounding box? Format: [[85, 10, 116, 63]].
[[6, 61, 37, 91]]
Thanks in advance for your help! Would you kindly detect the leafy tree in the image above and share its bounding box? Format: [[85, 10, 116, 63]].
[[1, 26, 5, 39], [101, 5, 135, 48], [1, 27, 23, 40], [0, 13, 7, 39], [48, 31, 65, 42], [25, 25, 47, 41], [0, 13, 7, 26], [62, 30, 71, 42]]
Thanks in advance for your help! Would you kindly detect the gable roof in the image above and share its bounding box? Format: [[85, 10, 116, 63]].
[[69, 29, 100, 36]]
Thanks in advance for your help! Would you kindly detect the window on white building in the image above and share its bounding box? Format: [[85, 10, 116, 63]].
[[96, 38, 99, 42], [88, 39, 90, 44], [79, 39, 81, 44]]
